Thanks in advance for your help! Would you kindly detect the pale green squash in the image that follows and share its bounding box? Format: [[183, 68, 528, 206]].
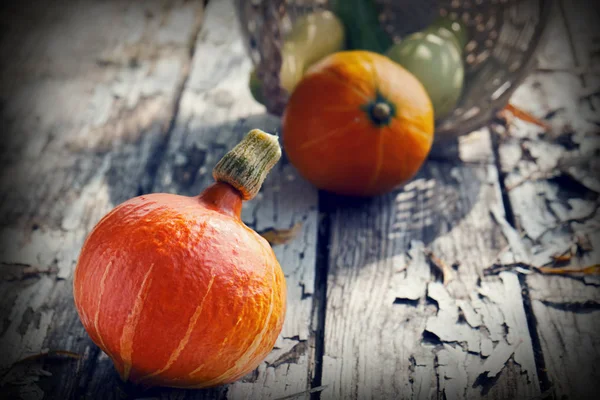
[[386, 18, 466, 120], [249, 10, 345, 105]]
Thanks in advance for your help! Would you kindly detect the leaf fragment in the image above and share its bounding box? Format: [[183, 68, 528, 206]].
[[503, 103, 551, 131], [550, 252, 572, 264], [258, 222, 303, 246], [484, 262, 600, 277], [537, 264, 600, 276], [424, 249, 454, 285], [15, 350, 81, 365]]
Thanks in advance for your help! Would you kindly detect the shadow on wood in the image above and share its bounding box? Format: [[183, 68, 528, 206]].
[[320, 157, 483, 254]]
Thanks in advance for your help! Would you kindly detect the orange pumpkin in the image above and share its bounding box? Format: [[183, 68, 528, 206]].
[[73, 130, 286, 389], [282, 50, 435, 197]]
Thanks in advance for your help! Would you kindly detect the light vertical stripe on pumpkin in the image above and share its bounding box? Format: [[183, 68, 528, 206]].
[[298, 117, 362, 150], [94, 261, 118, 362], [172, 312, 245, 384], [137, 275, 216, 382], [185, 248, 278, 388], [119, 263, 155, 381]]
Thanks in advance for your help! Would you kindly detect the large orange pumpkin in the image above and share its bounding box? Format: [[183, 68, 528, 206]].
[[73, 130, 286, 389], [282, 50, 435, 197]]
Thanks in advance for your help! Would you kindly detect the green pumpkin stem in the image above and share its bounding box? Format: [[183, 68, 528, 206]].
[[213, 129, 282, 200]]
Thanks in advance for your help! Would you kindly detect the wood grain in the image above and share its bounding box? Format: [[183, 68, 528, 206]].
[[0, 1, 204, 399], [68, 1, 320, 399], [320, 128, 540, 399], [496, 0, 600, 398], [1, 0, 598, 399]]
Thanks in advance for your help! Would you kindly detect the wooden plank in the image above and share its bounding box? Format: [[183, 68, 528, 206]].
[[496, 1, 600, 398], [320, 127, 540, 399], [80, 1, 320, 399], [498, 80, 600, 398], [0, 1, 204, 399]]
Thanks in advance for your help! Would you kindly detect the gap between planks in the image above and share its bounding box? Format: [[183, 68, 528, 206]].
[[495, 0, 600, 398], [77, 0, 320, 398]]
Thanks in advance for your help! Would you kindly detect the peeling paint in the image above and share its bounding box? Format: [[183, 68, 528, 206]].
[[394, 241, 429, 301]]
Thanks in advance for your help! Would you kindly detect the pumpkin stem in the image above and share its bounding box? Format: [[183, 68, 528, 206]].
[[372, 102, 391, 123], [212, 129, 282, 200]]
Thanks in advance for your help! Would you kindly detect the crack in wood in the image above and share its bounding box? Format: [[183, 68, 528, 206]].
[[538, 299, 600, 311], [138, 14, 205, 197], [268, 341, 309, 369], [0, 1, 209, 399], [495, 2, 600, 397], [309, 192, 333, 400], [1, 0, 597, 399], [321, 141, 540, 399]]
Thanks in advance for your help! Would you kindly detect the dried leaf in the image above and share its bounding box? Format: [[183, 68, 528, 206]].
[[258, 222, 302, 246], [550, 252, 572, 263], [503, 103, 551, 131], [15, 350, 81, 365], [542, 235, 593, 265], [424, 250, 454, 285], [537, 264, 600, 276], [485, 261, 600, 277]]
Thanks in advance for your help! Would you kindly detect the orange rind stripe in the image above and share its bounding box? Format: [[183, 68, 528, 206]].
[[119, 263, 155, 381], [137, 275, 216, 382], [185, 250, 278, 387]]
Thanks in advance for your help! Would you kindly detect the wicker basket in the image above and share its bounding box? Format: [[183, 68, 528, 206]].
[[234, 0, 554, 142]]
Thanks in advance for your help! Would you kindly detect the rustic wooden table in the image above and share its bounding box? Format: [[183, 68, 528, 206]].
[[0, 0, 598, 399]]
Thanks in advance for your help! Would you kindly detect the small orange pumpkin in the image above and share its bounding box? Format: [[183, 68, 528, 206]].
[[73, 130, 286, 389], [282, 50, 434, 197]]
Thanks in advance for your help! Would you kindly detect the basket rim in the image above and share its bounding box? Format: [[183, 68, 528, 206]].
[[434, 0, 558, 142], [235, 0, 558, 141]]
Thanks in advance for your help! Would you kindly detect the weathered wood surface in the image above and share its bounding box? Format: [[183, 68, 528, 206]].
[[81, 2, 320, 399], [0, 0, 205, 398], [319, 129, 540, 399], [319, 1, 599, 398], [0, 0, 598, 399], [0, 1, 320, 399], [495, 1, 600, 399]]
